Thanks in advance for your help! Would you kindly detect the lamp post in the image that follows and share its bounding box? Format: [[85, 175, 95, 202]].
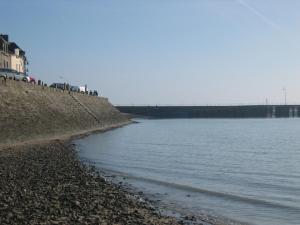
[[283, 87, 287, 105]]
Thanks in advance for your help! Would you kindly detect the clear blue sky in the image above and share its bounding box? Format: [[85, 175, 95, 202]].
[[2, 0, 300, 105]]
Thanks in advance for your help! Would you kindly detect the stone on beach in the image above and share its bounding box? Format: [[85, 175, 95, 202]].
[[0, 141, 180, 225]]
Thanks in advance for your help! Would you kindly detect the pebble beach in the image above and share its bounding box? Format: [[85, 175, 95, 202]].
[[0, 140, 182, 225]]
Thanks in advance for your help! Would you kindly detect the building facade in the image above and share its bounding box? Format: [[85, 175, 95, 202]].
[[0, 35, 11, 69], [0, 34, 27, 73]]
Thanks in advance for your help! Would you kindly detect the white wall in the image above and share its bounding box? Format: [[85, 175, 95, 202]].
[[0, 52, 10, 69], [10, 52, 25, 73]]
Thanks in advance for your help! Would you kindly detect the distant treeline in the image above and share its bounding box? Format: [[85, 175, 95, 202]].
[[117, 105, 300, 118]]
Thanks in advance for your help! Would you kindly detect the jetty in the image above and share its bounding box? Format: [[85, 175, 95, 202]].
[[117, 105, 300, 119]]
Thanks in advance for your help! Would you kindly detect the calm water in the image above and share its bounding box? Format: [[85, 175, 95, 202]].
[[75, 119, 300, 225]]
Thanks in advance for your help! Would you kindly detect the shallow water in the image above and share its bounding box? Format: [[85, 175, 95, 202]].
[[75, 119, 300, 225]]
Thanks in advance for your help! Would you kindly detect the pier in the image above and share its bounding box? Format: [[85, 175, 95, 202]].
[[117, 105, 300, 119]]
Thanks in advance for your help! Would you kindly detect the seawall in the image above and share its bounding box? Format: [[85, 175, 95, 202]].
[[117, 105, 300, 118], [0, 80, 129, 145], [0, 81, 180, 224]]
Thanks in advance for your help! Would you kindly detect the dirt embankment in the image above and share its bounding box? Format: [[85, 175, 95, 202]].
[[0, 80, 129, 146]]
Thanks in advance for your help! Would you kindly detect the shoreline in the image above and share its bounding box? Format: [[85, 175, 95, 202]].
[[0, 121, 245, 225], [0, 122, 185, 225], [0, 121, 132, 151], [74, 121, 248, 225], [79, 160, 248, 225]]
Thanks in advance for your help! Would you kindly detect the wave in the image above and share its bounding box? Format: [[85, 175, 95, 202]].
[[228, 170, 300, 180], [128, 141, 196, 148], [121, 174, 300, 213], [88, 160, 300, 195]]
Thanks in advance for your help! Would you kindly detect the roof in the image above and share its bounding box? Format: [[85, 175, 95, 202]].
[[0, 34, 26, 57], [0, 34, 9, 42], [0, 34, 27, 63], [8, 42, 26, 56]]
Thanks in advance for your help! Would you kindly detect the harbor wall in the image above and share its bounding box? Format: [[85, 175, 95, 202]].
[[117, 105, 299, 119]]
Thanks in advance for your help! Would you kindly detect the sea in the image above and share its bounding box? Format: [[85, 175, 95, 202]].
[[75, 118, 300, 225]]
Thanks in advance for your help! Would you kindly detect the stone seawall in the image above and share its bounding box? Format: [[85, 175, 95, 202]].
[[117, 105, 300, 118], [0, 80, 129, 145]]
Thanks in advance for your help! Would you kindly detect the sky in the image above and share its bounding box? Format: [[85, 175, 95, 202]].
[[2, 0, 300, 105]]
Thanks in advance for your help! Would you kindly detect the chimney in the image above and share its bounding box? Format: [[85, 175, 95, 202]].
[[15, 48, 19, 56]]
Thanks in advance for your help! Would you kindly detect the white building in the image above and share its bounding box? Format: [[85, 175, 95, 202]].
[[0, 34, 27, 73], [0, 35, 10, 69]]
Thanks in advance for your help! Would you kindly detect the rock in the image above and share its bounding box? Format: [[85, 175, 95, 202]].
[[75, 201, 80, 206], [0, 142, 181, 225]]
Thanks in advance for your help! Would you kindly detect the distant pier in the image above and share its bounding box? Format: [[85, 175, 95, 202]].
[[116, 105, 300, 119]]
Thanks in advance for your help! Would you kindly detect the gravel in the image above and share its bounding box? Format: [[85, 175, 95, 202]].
[[0, 140, 180, 225]]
